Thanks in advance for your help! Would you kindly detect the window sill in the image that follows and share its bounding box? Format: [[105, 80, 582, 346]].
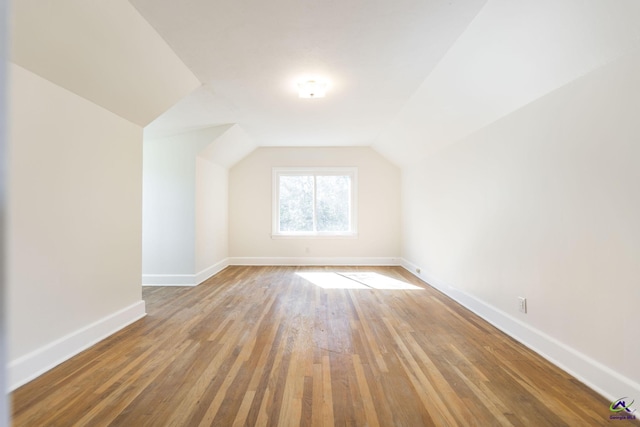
[[271, 233, 358, 240]]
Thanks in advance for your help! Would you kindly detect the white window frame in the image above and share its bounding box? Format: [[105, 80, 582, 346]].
[[272, 167, 358, 238]]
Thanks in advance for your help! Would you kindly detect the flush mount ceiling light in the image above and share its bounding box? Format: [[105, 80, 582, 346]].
[[297, 79, 327, 98]]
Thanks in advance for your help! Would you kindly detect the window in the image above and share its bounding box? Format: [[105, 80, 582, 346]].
[[272, 167, 357, 237]]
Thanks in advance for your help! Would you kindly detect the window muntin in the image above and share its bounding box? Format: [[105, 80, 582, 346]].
[[273, 167, 357, 237]]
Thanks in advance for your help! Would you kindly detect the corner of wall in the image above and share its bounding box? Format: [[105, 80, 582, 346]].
[[142, 258, 230, 287], [195, 258, 230, 285]]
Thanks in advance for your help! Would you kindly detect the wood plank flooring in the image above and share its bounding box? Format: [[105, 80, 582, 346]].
[[11, 266, 634, 426]]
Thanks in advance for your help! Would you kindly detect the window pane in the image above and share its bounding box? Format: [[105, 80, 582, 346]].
[[279, 175, 314, 232], [316, 175, 350, 232]]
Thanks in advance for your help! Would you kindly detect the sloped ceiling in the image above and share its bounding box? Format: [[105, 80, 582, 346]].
[[11, 0, 200, 127], [134, 0, 640, 165], [13, 1, 640, 164], [132, 0, 488, 144], [373, 0, 640, 166]]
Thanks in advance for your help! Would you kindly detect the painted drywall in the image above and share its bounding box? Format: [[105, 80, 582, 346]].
[[143, 124, 253, 283], [142, 136, 203, 276], [229, 147, 400, 260], [195, 157, 228, 274], [374, 0, 640, 166], [131, 0, 488, 146], [7, 63, 144, 365], [197, 124, 255, 169], [0, 0, 8, 421], [401, 48, 640, 398], [11, 0, 200, 126]]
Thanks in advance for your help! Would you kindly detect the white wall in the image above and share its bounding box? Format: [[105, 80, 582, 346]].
[[142, 125, 252, 285], [229, 147, 400, 262], [7, 0, 200, 390], [142, 136, 202, 277], [401, 48, 640, 400], [373, 0, 640, 166], [195, 157, 228, 274], [11, 0, 200, 127], [7, 64, 146, 388], [0, 0, 8, 421]]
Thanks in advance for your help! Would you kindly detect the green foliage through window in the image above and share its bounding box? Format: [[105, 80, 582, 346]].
[[274, 169, 355, 235]]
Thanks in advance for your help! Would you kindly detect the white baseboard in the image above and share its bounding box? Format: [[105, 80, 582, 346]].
[[400, 258, 640, 403], [142, 273, 197, 286], [143, 257, 400, 286], [195, 258, 230, 284], [8, 300, 146, 391], [143, 258, 230, 287], [228, 257, 401, 266]]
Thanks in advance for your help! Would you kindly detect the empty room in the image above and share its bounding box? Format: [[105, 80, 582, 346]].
[[3, 0, 639, 426]]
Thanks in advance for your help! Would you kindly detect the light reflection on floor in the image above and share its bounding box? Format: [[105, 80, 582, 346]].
[[296, 272, 423, 290]]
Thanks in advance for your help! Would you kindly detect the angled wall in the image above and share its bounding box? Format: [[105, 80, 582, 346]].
[[11, 0, 200, 126], [7, 0, 200, 389], [7, 64, 146, 389], [142, 124, 255, 285], [374, 0, 640, 166], [401, 48, 640, 401]]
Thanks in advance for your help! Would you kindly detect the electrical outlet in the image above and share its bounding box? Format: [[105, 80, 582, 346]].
[[518, 297, 527, 313]]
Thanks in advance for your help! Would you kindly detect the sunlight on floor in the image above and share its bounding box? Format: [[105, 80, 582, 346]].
[[296, 272, 423, 290]]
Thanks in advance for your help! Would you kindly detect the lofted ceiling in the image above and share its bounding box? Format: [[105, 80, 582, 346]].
[[374, 0, 640, 165], [11, 0, 201, 127], [132, 0, 640, 165], [14, 1, 640, 165], [131, 0, 488, 145]]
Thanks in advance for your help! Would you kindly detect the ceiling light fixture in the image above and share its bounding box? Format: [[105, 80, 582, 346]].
[[297, 79, 327, 98]]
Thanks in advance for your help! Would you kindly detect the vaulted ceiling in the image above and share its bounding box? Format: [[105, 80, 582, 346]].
[[131, 0, 640, 165], [13, 0, 640, 166], [131, 0, 487, 148]]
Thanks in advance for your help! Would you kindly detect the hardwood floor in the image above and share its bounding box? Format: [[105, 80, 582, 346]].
[[11, 266, 634, 426]]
